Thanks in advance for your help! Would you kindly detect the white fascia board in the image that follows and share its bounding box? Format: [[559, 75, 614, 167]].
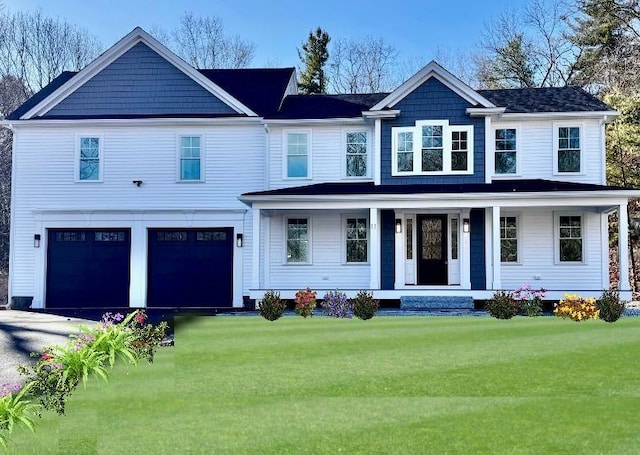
[[263, 117, 368, 126], [499, 111, 620, 122], [371, 61, 496, 110], [6, 117, 264, 129], [21, 27, 257, 119]]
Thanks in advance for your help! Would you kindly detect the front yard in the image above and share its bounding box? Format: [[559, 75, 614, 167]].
[[8, 316, 640, 454]]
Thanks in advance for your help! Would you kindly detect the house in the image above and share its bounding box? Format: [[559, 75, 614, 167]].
[[4, 27, 638, 311]]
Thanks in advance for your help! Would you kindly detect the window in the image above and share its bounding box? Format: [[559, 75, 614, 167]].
[[495, 129, 517, 174], [95, 231, 126, 242], [345, 217, 368, 263], [345, 131, 368, 177], [179, 136, 202, 181], [450, 218, 458, 260], [77, 136, 102, 181], [286, 218, 310, 263], [557, 126, 581, 173], [500, 216, 518, 263], [286, 131, 310, 178], [392, 121, 473, 175], [558, 215, 583, 262], [406, 218, 413, 260]]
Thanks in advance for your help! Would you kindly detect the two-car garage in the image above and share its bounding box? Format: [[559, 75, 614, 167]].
[[45, 228, 234, 308]]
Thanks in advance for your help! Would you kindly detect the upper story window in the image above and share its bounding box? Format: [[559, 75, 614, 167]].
[[345, 131, 368, 178], [285, 131, 310, 179], [556, 126, 581, 173], [179, 135, 203, 181], [495, 129, 517, 175], [392, 120, 473, 176], [76, 135, 102, 182]]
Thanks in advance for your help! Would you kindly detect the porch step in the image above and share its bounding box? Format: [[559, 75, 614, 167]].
[[400, 296, 474, 310]]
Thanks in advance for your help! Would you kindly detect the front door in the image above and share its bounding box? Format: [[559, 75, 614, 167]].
[[417, 215, 448, 285]]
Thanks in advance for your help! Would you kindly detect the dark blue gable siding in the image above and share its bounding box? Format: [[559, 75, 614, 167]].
[[470, 209, 486, 290], [380, 77, 485, 185], [45, 42, 238, 117], [380, 210, 395, 290]]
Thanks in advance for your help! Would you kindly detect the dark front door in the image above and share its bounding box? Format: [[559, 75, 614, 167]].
[[417, 215, 448, 285]]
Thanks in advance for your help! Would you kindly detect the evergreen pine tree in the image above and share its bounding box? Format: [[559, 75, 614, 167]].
[[298, 27, 330, 94]]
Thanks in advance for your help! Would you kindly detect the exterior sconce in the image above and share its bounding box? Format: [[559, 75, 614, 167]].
[[395, 219, 402, 234], [34, 234, 41, 248], [462, 219, 470, 233], [236, 233, 243, 247]]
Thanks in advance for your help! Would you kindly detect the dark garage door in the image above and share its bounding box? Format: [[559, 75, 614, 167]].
[[147, 228, 233, 307], [46, 229, 131, 308]]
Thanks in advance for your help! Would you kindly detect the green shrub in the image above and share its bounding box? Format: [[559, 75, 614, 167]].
[[596, 289, 625, 323], [486, 291, 519, 319], [259, 290, 287, 321], [352, 291, 379, 320], [0, 382, 36, 451]]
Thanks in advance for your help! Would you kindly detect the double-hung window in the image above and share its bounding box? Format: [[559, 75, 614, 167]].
[[392, 120, 473, 175], [77, 136, 102, 182], [500, 216, 518, 263], [285, 131, 310, 178], [179, 135, 203, 181], [557, 215, 583, 262], [345, 217, 368, 263], [495, 129, 517, 175], [557, 126, 581, 173], [345, 131, 368, 177], [286, 218, 310, 263]]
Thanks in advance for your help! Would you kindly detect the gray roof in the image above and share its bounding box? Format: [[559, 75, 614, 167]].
[[478, 86, 613, 113]]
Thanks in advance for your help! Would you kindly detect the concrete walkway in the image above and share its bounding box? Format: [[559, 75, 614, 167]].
[[0, 310, 94, 386]]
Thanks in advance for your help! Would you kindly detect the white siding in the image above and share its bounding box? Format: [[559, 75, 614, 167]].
[[500, 207, 605, 292], [491, 118, 604, 184]]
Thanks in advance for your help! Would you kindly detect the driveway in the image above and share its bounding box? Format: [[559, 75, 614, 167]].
[[0, 310, 94, 386]]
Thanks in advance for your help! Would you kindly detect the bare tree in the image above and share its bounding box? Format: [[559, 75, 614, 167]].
[[328, 37, 398, 94], [158, 12, 255, 69]]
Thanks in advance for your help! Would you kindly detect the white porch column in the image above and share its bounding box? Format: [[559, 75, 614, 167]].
[[461, 209, 471, 289], [618, 203, 631, 292], [492, 206, 502, 289], [369, 208, 380, 290], [251, 208, 261, 291]]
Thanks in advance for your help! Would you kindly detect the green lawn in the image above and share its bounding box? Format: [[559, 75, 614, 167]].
[[8, 316, 640, 454]]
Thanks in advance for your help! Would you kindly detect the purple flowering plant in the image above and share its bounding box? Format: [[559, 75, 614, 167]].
[[0, 382, 36, 450], [513, 284, 547, 317], [321, 290, 353, 318]]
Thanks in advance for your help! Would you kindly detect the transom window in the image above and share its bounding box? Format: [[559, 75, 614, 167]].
[[286, 218, 310, 263], [495, 129, 517, 174], [392, 120, 473, 175], [557, 126, 581, 173], [558, 215, 583, 262], [345, 217, 368, 263], [500, 216, 518, 263], [345, 132, 368, 177], [78, 136, 101, 181], [179, 136, 202, 181], [286, 132, 310, 178]]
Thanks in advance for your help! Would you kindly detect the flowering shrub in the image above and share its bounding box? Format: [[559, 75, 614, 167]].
[[321, 290, 353, 318], [554, 294, 599, 322], [596, 289, 625, 323], [486, 290, 519, 319], [0, 382, 36, 450], [294, 287, 317, 318], [259, 290, 287, 321], [351, 290, 379, 320], [513, 285, 547, 317]]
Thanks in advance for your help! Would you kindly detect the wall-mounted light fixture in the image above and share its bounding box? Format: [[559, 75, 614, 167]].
[[462, 218, 470, 233], [132, 179, 143, 187], [33, 234, 41, 248], [236, 233, 243, 247], [395, 219, 402, 234]]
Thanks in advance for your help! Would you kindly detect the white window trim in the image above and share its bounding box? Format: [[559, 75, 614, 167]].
[[342, 129, 371, 179], [341, 213, 370, 265], [391, 120, 474, 176], [176, 134, 205, 182], [553, 122, 584, 175], [499, 213, 521, 265], [74, 134, 104, 183], [554, 211, 587, 265], [492, 125, 521, 178], [283, 215, 312, 265], [283, 129, 312, 180]]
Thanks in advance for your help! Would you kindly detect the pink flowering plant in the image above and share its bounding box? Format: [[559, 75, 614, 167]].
[[294, 287, 317, 318], [0, 382, 36, 451], [321, 290, 353, 318], [513, 285, 547, 317]]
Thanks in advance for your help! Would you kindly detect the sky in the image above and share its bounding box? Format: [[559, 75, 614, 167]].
[[4, 0, 528, 68]]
